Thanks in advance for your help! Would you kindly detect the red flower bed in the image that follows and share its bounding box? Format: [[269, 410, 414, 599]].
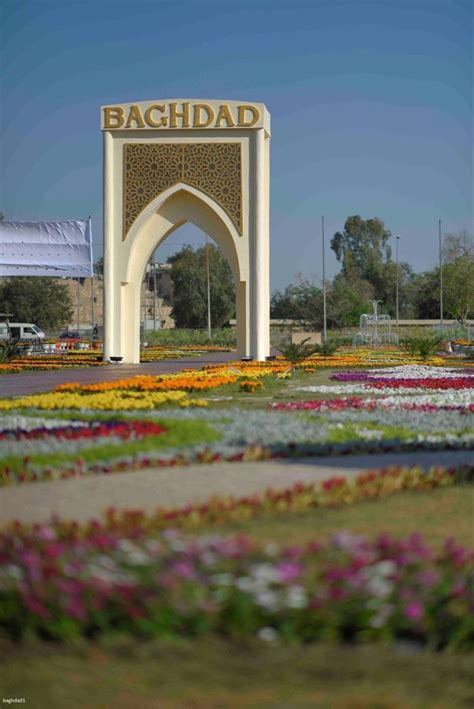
[[0, 420, 166, 442]]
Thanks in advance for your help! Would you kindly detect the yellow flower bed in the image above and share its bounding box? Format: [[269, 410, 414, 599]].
[[204, 348, 449, 374], [55, 371, 239, 394], [0, 390, 190, 411]]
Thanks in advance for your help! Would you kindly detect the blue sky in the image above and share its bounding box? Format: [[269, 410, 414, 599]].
[[1, 0, 472, 292]]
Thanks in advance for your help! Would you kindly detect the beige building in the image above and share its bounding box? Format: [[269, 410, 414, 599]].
[[64, 267, 174, 334]]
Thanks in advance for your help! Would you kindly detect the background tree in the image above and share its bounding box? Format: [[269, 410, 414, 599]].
[[0, 278, 73, 330], [442, 233, 474, 326], [412, 269, 440, 320], [413, 233, 474, 325], [442, 230, 473, 262], [270, 277, 323, 327], [331, 215, 392, 289], [331, 215, 419, 317], [327, 274, 374, 327], [168, 244, 235, 328]]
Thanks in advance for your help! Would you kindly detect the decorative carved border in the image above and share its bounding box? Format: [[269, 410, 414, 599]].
[[123, 143, 242, 239]]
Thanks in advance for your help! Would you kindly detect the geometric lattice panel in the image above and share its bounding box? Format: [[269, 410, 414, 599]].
[[123, 143, 242, 238]]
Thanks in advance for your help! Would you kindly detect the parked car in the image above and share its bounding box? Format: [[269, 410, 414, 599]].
[[8, 323, 45, 342], [59, 331, 81, 341]]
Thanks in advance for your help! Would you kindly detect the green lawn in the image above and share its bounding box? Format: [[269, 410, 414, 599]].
[[194, 367, 339, 407], [190, 486, 474, 549], [2, 637, 473, 708]]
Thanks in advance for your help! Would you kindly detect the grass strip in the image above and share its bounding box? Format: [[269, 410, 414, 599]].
[[1, 638, 473, 709], [0, 418, 219, 473]]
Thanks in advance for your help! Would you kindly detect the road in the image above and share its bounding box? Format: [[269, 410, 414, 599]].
[[0, 351, 237, 397]]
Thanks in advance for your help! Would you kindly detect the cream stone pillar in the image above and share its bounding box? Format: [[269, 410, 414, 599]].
[[101, 99, 270, 364], [250, 128, 270, 360], [103, 130, 118, 361], [235, 280, 249, 358]]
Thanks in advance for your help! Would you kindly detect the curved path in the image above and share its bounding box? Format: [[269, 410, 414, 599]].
[[0, 351, 237, 397], [1, 449, 472, 524]]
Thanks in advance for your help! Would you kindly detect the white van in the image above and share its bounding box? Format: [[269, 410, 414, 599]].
[[8, 323, 45, 342]]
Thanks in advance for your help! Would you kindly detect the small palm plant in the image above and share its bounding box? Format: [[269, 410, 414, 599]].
[[0, 341, 21, 363], [402, 335, 443, 360], [279, 337, 320, 364], [314, 340, 338, 356]]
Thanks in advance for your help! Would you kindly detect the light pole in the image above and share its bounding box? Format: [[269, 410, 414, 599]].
[[153, 251, 157, 332], [205, 233, 212, 339], [439, 219, 443, 326], [322, 216, 327, 342], [395, 235, 400, 328]]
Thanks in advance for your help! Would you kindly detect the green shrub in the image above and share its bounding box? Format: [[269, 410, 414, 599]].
[[315, 340, 338, 356], [0, 341, 21, 363], [401, 335, 443, 359], [279, 338, 320, 363], [145, 328, 236, 347]]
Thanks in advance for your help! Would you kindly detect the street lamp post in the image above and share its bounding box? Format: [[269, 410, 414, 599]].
[[153, 252, 157, 331], [322, 216, 327, 342], [395, 235, 400, 328], [439, 219, 443, 327], [205, 233, 212, 340]]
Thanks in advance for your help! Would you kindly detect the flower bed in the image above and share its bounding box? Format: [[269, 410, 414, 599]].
[[0, 419, 166, 443], [55, 371, 240, 393], [0, 345, 233, 374], [331, 365, 474, 390], [2, 405, 473, 487], [0, 390, 196, 411], [140, 344, 233, 363], [0, 519, 472, 647], [0, 363, 472, 486], [0, 419, 167, 461], [296, 365, 474, 405], [50, 465, 474, 536]]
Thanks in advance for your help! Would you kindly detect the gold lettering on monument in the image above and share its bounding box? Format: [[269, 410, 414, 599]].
[[169, 102, 190, 128], [237, 105, 260, 127], [215, 104, 236, 128], [192, 104, 214, 128], [102, 102, 262, 130], [144, 104, 168, 127], [103, 106, 125, 129], [125, 105, 146, 129]]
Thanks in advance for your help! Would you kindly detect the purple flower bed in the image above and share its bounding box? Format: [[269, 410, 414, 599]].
[[0, 525, 472, 648]]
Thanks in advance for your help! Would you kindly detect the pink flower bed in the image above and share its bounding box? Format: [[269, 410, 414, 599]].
[[331, 370, 474, 390], [0, 522, 472, 648], [273, 398, 474, 413]]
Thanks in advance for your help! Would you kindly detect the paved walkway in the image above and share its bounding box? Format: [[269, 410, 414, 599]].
[[1, 449, 472, 524], [0, 351, 237, 397]]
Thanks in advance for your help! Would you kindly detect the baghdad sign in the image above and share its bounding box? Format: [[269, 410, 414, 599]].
[[102, 98, 270, 365], [101, 99, 268, 131]]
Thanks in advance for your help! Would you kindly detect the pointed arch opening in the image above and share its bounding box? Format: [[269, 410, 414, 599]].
[[118, 185, 248, 362]]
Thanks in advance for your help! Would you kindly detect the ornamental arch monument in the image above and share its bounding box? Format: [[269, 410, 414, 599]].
[[101, 99, 270, 363]]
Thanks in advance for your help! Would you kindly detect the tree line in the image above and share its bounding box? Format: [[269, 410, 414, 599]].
[[271, 216, 473, 328], [0, 215, 472, 331], [168, 216, 473, 329]]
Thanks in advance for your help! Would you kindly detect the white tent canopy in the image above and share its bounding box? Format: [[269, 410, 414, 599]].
[[0, 219, 93, 277]]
